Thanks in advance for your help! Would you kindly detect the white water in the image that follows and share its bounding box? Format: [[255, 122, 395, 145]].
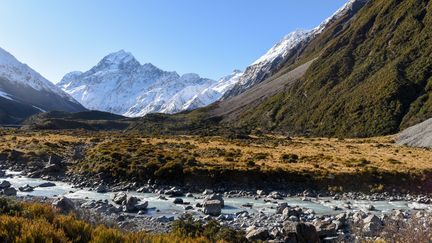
[[2, 171, 430, 217]]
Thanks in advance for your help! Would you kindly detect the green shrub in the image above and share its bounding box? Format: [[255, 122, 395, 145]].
[[281, 153, 299, 163]]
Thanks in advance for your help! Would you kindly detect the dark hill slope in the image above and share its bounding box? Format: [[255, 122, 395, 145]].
[[22, 111, 136, 131], [232, 0, 432, 137]]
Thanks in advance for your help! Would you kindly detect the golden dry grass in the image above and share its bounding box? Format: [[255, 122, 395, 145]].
[[1, 129, 431, 175]]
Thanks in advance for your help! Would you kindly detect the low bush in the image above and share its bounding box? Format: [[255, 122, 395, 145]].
[[0, 198, 247, 243], [281, 153, 299, 163]]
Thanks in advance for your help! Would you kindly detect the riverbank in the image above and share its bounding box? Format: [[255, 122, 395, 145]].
[[1, 170, 432, 242], [2, 130, 432, 194]]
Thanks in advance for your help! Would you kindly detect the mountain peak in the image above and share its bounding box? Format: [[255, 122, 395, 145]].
[[252, 29, 311, 66], [102, 50, 137, 64]]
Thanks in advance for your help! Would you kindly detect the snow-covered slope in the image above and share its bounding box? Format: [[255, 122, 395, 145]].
[[222, 0, 368, 100], [0, 47, 76, 101], [183, 70, 243, 111], [0, 47, 86, 124], [59, 50, 242, 117]]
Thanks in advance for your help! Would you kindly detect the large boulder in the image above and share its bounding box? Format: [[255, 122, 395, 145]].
[[0, 180, 11, 189], [283, 222, 319, 243], [38, 182, 56, 188], [112, 192, 127, 205], [135, 201, 148, 211], [122, 196, 141, 212], [276, 202, 288, 214], [313, 220, 337, 237], [204, 193, 224, 207], [96, 184, 108, 193], [362, 214, 383, 235], [18, 184, 34, 192], [165, 187, 183, 197], [2, 187, 17, 196], [173, 198, 183, 204], [203, 200, 222, 216], [246, 228, 270, 241], [52, 197, 75, 214]]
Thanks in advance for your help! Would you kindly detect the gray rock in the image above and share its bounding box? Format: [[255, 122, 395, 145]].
[[52, 196, 75, 214], [202, 189, 213, 195], [38, 182, 56, 187], [289, 215, 299, 222], [313, 220, 337, 237], [284, 222, 319, 243], [173, 198, 183, 204], [2, 187, 17, 196], [246, 228, 269, 241], [363, 214, 382, 225], [135, 201, 148, 211], [136, 186, 149, 193], [204, 193, 224, 207], [123, 196, 140, 212], [366, 204, 376, 211], [112, 192, 127, 205], [184, 205, 193, 210], [268, 191, 283, 200], [166, 187, 183, 197], [96, 184, 108, 193], [203, 200, 222, 216], [362, 214, 383, 235], [18, 184, 34, 192], [276, 202, 288, 214], [256, 190, 266, 196], [185, 193, 193, 198], [0, 180, 11, 189]]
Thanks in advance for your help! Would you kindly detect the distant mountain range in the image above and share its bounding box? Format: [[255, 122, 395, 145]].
[[57, 50, 243, 117], [0, 47, 85, 124], [57, 1, 366, 117]]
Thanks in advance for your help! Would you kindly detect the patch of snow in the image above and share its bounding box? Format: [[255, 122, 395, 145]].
[[0, 90, 14, 101], [32, 105, 46, 112]]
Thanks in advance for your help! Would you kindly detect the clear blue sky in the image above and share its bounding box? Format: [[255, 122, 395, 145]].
[[0, 0, 347, 83]]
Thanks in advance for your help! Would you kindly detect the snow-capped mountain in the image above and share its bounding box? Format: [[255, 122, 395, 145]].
[[58, 50, 242, 117], [183, 70, 243, 110], [222, 0, 368, 100], [0, 47, 85, 124]]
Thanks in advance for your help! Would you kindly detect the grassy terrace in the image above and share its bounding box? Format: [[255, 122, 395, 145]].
[[1, 129, 432, 192]]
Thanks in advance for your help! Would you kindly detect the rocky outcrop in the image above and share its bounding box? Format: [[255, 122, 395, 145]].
[[52, 196, 75, 214]]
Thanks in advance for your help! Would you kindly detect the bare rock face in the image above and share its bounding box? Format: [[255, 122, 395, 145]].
[[397, 118, 432, 148]]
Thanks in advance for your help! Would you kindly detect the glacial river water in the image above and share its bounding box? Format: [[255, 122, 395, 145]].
[[2, 171, 430, 217]]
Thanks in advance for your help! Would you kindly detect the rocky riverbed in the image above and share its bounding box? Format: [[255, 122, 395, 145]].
[[1, 169, 432, 242]]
